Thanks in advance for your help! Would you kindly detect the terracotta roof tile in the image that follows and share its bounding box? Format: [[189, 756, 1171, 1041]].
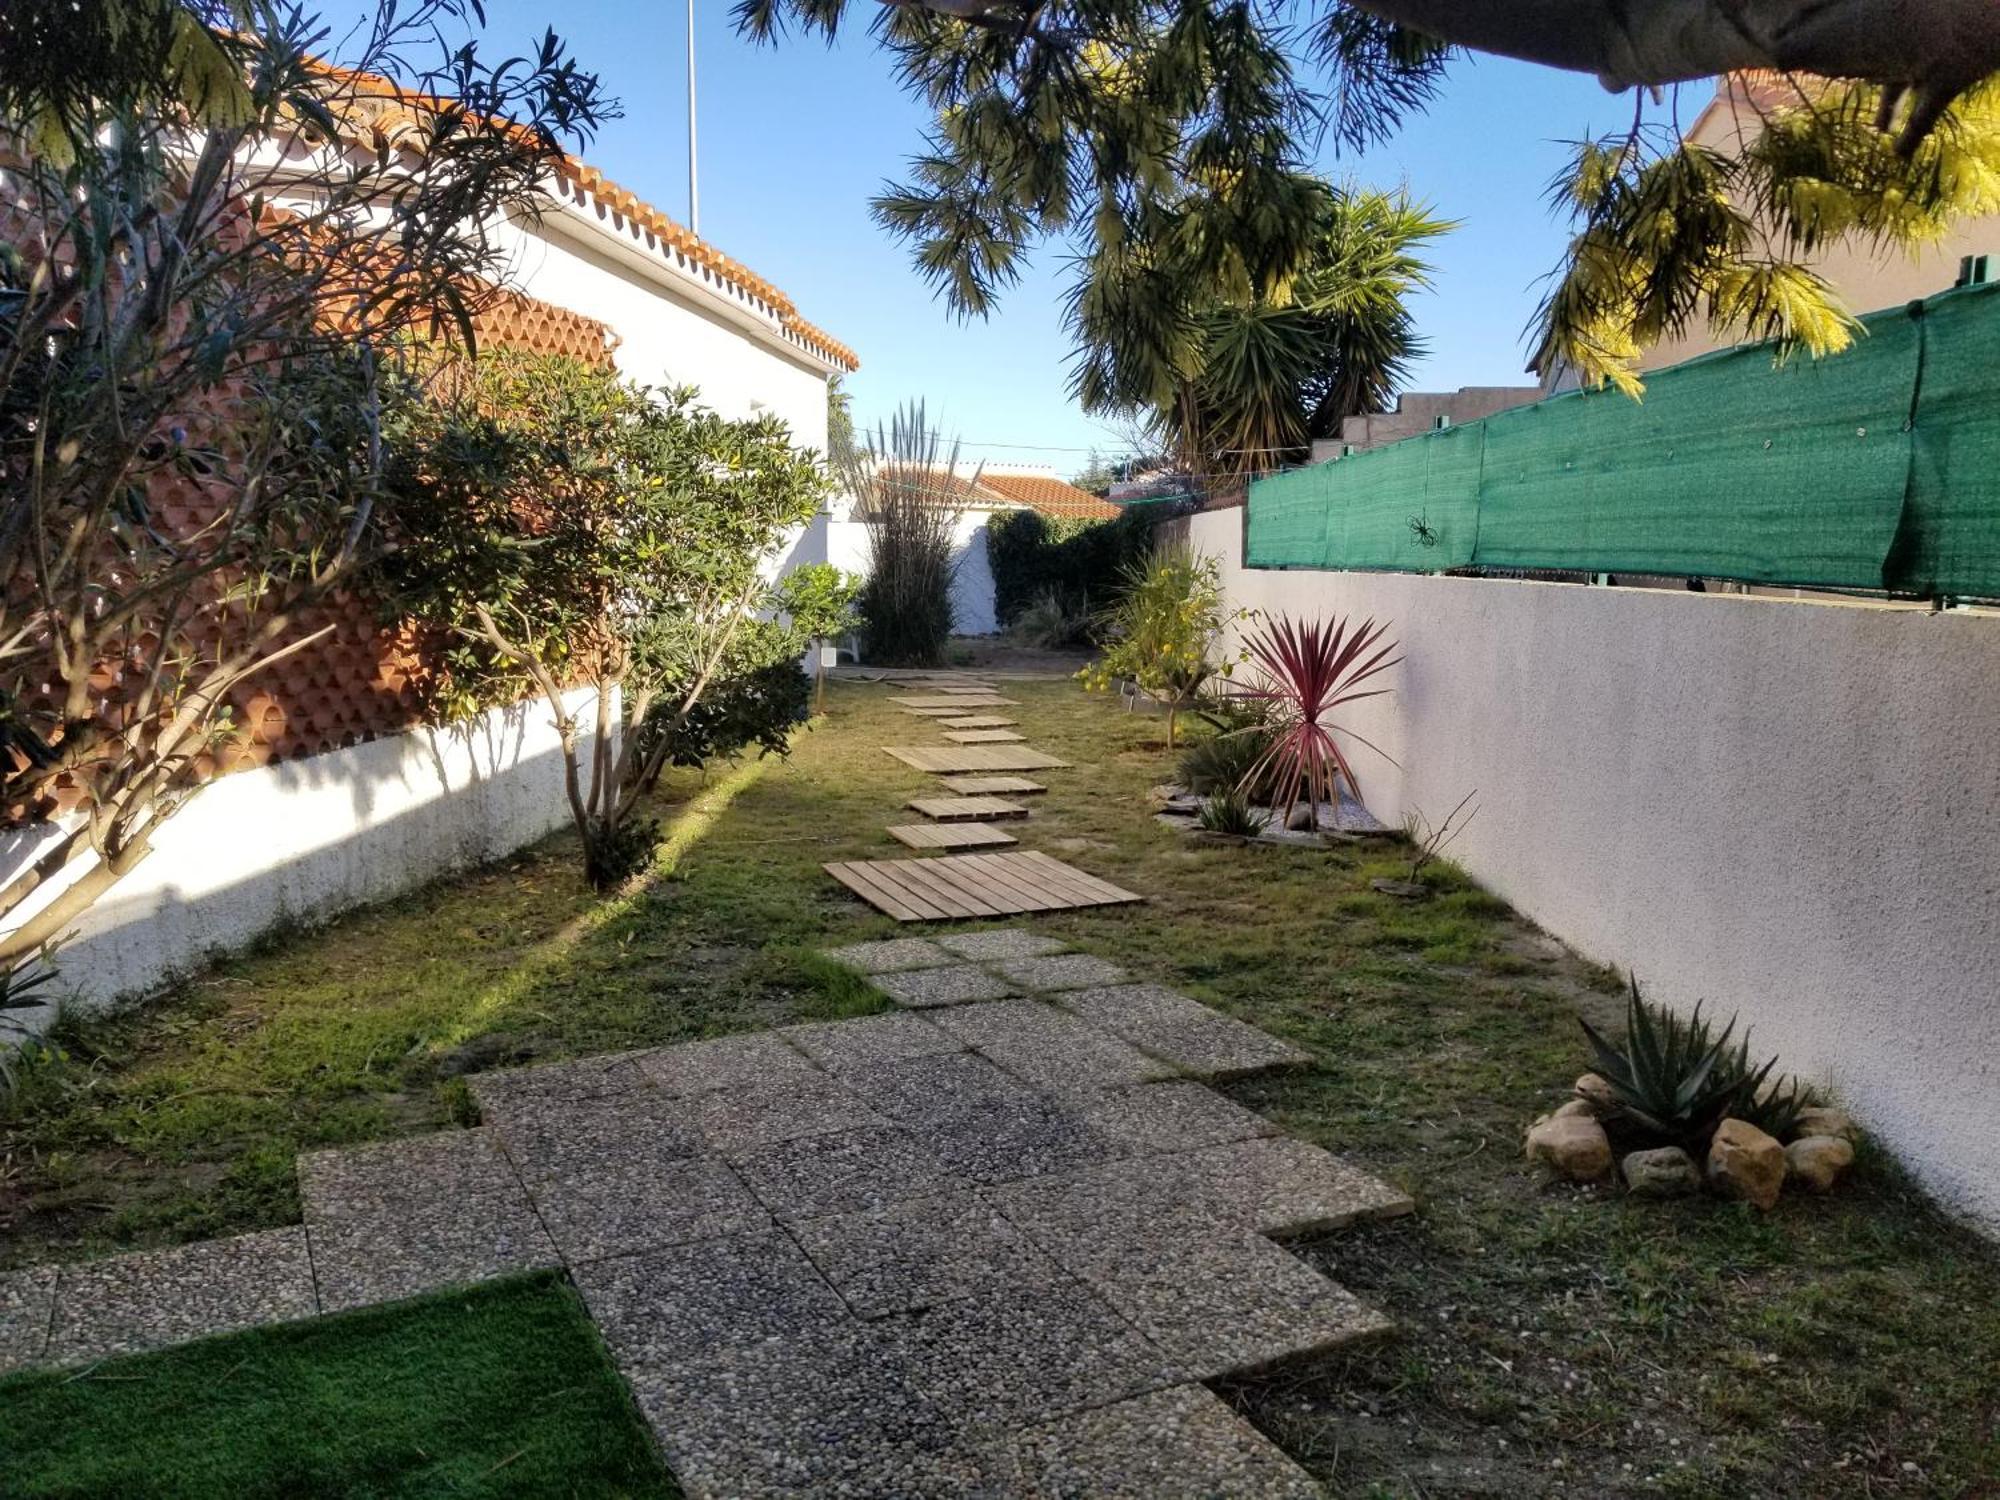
[[974, 472, 1122, 520]]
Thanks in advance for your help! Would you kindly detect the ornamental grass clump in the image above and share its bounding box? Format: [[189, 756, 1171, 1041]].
[[842, 402, 965, 666]]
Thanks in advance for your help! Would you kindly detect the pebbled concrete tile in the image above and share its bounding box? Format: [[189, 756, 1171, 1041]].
[[574, 1228, 849, 1369], [822, 937, 957, 974], [690, 1071, 888, 1158], [991, 954, 1131, 992], [934, 930, 1070, 962], [0, 1265, 56, 1375], [901, 1278, 1181, 1433], [1006, 1384, 1321, 1499], [1167, 1136, 1415, 1238], [466, 1049, 652, 1120], [641, 1032, 820, 1097], [872, 963, 1019, 1009], [1057, 984, 1312, 1079], [780, 1011, 963, 1077], [526, 1156, 769, 1264], [45, 1229, 317, 1366], [933, 999, 1174, 1095], [734, 1126, 962, 1223], [792, 1190, 1061, 1319], [300, 1130, 558, 1312], [489, 1084, 703, 1181], [1079, 1081, 1281, 1153], [845, 1052, 1127, 1185]]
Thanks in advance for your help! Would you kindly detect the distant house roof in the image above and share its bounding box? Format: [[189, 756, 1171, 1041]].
[[973, 470, 1121, 520]]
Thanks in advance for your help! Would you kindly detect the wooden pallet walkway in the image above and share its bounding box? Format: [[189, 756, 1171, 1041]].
[[823, 851, 1144, 921], [906, 795, 1030, 822], [943, 728, 1025, 744], [940, 775, 1046, 796], [885, 822, 1018, 851], [889, 695, 1017, 708], [933, 715, 1016, 729], [883, 745, 1069, 773], [900, 705, 979, 717]]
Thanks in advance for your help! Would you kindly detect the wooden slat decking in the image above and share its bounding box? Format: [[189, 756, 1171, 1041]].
[[939, 775, 1047, 795], [886, 822, 1019, 850], [889, 696, 1018, 708], [933, 715, 1016, 729], [823, 851, 1144, 921], [906, 795, 1030, 822], [882, 745, 1070, 773], [943, 729, 1026, 744], [901, 706, 979, 717]]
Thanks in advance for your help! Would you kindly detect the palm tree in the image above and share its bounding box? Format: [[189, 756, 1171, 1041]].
[[1072, 185, 1450, 483]]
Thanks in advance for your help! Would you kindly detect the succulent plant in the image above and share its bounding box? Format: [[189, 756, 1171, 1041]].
[[1580, 975, 1782, 1150]]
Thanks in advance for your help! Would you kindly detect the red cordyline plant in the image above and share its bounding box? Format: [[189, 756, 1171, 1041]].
[[1238, 614, 1400, 824]]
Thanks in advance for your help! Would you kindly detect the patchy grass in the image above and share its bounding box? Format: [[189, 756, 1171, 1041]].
[[3, 675, 1996, 1497], [0, 1273, 677, 1498]]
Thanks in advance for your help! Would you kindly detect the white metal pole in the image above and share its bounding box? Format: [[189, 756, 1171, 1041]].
[[687, 0, 699, 235]]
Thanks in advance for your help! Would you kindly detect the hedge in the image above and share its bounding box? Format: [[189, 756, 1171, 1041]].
[[985, 508, 1161, 627]]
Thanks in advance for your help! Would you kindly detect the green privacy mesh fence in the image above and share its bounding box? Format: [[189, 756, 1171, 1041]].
[[1245, 282, 2000, 599]]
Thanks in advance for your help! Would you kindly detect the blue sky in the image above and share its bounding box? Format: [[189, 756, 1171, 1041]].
[[472, 4, 1703, 472]]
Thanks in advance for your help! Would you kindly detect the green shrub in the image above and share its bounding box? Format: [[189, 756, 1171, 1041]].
[[986, 507, 1159, 627], [634, 660, 812, 774]]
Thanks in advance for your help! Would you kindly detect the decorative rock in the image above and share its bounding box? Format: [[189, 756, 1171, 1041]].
[[1574, 1073, 1619, 1116], [1621, 1146, 1701, 1198], [1792, 1106, 1859, 1144], [1524, 1111, 1613, 1183], [1707, 1118, 1786, 1209], [1785, 1134, 1855, 1193], [1550, 1098, 1597, 1121]]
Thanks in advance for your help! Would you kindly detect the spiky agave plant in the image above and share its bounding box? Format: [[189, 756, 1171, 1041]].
[[1580, 975, 1781, 1149], [1237, 613, 1399, 827]]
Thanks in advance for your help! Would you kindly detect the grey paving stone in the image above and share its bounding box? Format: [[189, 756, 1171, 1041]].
[[300, 1130, 559, 1311], [690, 1071, 888, 1158], [628, 1320, 1001, 1500], [901, 1278, 1181, 1432], [1169, 1136, 1415, 1238], [872, 963, 1020, 1009], [1057, 983, 1312, 1079], [1006, 1384, 1321, 1499], [780, 1011, 964, 1076], [641, 1032, 821, 1096], [991, 954, 1132, 992], [44, 1229, 317, 1366], [792, 1189, 1061, 1318], [822, 936, 957, 974], [845, 1052, 1128, 1185], [733, 1125, 962, 1222], [934, 929, 1070, 962], [932, 999, 1175, 1095], [1078, 1081, 1282, 1153], [0, 1264, 55, 1375], [526, 1155, 770, 1264], [573, 1228, 849, 1369], [466, 1049, 652, 1119], [1001, 1197, 1391, 1379], [489, 1084, 703, 1181]]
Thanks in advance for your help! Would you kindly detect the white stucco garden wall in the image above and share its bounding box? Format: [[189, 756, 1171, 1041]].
[[0, 689, 601, 1015], [786, 510, 1001, 639], [1185, 506, 2000, 1234]]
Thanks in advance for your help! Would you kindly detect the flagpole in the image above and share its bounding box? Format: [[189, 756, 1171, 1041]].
[[687, 0, 700, 235]]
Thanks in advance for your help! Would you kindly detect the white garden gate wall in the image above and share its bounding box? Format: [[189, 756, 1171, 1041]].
[[1182, 506, 2000, 1234]]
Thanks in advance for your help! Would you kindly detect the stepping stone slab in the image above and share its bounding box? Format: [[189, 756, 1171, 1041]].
[[882, 745, 1071, 773], [573, 1228, 850, 1369], [42, 1229, 316, 1367], [792, 1189, 1061, 1319], [887, 821, 1019, 851], [780, 1011, 965, 1076], [827, 851, 1143, 922], [902, 705, 984, 716], [935, 928, 1070, 962], [871, 962, 1020, 1009], [906, 794, 1029, 822], [1165, 1136, 1416, 1238], [1058, 983, 1313, 1078], [640, 1031, 821, 1095], [466, 1049, 652, 1118], [845, 1051, 1129, 1185], [1079, 1081, 1283, 1154], [822, 936, 957, 974], [732, 1125, 964, 1222], [933, 999, 1176, 1095], [939, 774, 1046, 795], [943, 728, 1027, 743], [1005, 1384, 1322, 1499], [890, 695, 1018, 707], [689, 1072, 889, 1158], [300, 1129, 559, 1312], [992, 953, 1133, 992], [486, 1082, 704, 1176], [932, 714, 1016, 728], [528, 1155, 769, 1265], [0, 1265, 56, 1375]]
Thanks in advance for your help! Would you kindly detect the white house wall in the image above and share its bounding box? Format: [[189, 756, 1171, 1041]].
[[1186, 506, 2000, 1235]]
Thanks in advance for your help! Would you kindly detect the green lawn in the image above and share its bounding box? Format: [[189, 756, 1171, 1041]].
[[3, 668, 1997, 1497], [0, 1273, 677, 1499]]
